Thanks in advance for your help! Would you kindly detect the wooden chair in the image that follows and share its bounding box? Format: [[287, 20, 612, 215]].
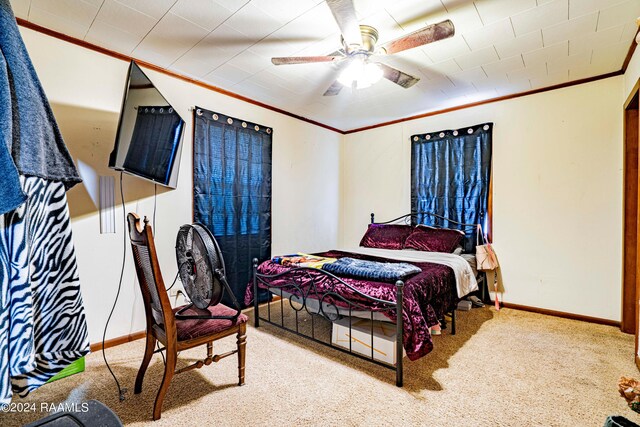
[[127, 213, 247, 420]]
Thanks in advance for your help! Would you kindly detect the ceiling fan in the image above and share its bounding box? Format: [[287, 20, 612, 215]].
[[270, 0, 455, 96]]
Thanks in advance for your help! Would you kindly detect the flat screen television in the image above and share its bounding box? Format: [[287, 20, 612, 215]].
[[108, 61, 185, 188]]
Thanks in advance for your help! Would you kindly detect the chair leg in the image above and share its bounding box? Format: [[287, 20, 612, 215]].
[[206, 341, 213, 362], [135, 332, 156, 394], [237, 323, 246, 386], [153, 347, 176, 421]]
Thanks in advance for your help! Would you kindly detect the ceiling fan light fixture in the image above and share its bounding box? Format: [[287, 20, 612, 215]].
[[364, 62, 383, 84], [271, 0, 455, 96], [337, 57, 364, 86], [337, 58, 383, 89]]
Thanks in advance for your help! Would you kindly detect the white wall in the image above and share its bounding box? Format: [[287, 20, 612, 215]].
[[21, 27, 343, 344], [22, 21, 630, 341], [342, 76, 624, 321]]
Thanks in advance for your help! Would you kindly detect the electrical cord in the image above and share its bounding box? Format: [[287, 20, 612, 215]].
[[151, 183, 168, 366], [150, 187, 185, 364], [150, 184, 182, 291], [157, 269, 182, 366], [101, 172, 127, 402], [153, 183, 157, 231], [166, 269, 180, 291]]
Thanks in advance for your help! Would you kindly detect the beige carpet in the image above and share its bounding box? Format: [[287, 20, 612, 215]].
[[2, 307, 639, 427]]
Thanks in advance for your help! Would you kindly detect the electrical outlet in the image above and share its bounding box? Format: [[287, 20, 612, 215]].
[[168, 289, 191, 308]]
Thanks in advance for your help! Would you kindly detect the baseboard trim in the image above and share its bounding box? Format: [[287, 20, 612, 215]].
[[90, 331, 146, 352], [90, 302, 620, 352], [501, 302, 620, 328]]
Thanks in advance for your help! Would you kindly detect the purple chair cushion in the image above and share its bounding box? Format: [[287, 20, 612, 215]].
[[359, 224, 413, 250], [173, 303, 247, 341], [403, 226, 464, 253]]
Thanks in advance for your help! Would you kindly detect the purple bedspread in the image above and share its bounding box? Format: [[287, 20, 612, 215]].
[[245, 250, 457, 361]]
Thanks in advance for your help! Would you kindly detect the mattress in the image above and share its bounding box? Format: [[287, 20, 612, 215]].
[[250, 248, 466, 360], [266, 247, 478, 323], [337, 247, 478, 298], [460, 253, 478, 277]]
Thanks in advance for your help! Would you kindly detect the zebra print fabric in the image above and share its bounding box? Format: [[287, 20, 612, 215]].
[[0, 176, 89, 404]]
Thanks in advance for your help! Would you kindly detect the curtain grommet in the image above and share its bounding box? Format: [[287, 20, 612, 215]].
[[439, 132, 445, 137], [254, 125, 260, 131], [227, 118, 233, 124], [159, 107, 164, 113], [426, 135, 431, 140], [452, 130, 458, 136], [144, 108, 148, 113], [242, 122, 247, 128], [467, 128, 473, 134], [213, 114, 218, 120], [266, 128, 271, 134], [196, 108, 202, 116], [169, 107, 174, 113], [413, 136, 418, 141], [483, 124, 490, 131]]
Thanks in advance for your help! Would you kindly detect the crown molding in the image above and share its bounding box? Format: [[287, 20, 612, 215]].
[[344, 70, 623, 134], [622, 27, 639, 73], [16, 17, 634, 136], [16, 18, 345, 135]]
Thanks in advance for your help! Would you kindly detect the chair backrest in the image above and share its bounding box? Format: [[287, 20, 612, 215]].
[[127, 213, 176, 338]]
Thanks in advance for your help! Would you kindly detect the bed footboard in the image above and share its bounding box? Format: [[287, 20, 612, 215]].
[[252, 258, 405, 387]]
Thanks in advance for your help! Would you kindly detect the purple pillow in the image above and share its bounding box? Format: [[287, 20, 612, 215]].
[[403, 226, 464, 253], [359, 224, 413, 250]]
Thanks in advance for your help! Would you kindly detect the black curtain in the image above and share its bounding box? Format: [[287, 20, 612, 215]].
[[411, 123, 492, 252], [123, 105, 183, 184], [193, 107, 272, 307]]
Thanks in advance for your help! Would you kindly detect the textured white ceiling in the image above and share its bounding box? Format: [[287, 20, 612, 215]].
[[10, 0, 640, 131]]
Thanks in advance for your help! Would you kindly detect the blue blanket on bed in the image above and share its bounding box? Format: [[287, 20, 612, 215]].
[[321, 257, 421, 282]]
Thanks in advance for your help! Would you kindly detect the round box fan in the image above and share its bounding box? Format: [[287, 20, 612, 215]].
[[174, 223, 240, 320]]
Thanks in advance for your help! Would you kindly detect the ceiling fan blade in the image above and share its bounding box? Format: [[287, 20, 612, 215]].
[[326, 48, 347, 57], [323, 80, 343, 96], [378, 20, 455, 55], [271, 56, 342, 65], [322, 57, 353, 96], [378, 63, 420, 88], [326, 0, 362, 48]]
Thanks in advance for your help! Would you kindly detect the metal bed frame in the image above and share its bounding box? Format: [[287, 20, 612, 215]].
[[370, 211, 479, 233], [252, 212, 478, 387], [252, 263, 406, 385]]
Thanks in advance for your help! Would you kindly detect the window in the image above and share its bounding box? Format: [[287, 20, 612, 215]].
[[193, 108, 272, 307], [411, 123, 492, 251]]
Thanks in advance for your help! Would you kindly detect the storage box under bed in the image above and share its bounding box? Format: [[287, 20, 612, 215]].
[[331, 317, 405, 365]]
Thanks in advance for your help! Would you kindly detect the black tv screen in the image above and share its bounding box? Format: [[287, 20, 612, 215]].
[[109, 61, 185, 188]]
